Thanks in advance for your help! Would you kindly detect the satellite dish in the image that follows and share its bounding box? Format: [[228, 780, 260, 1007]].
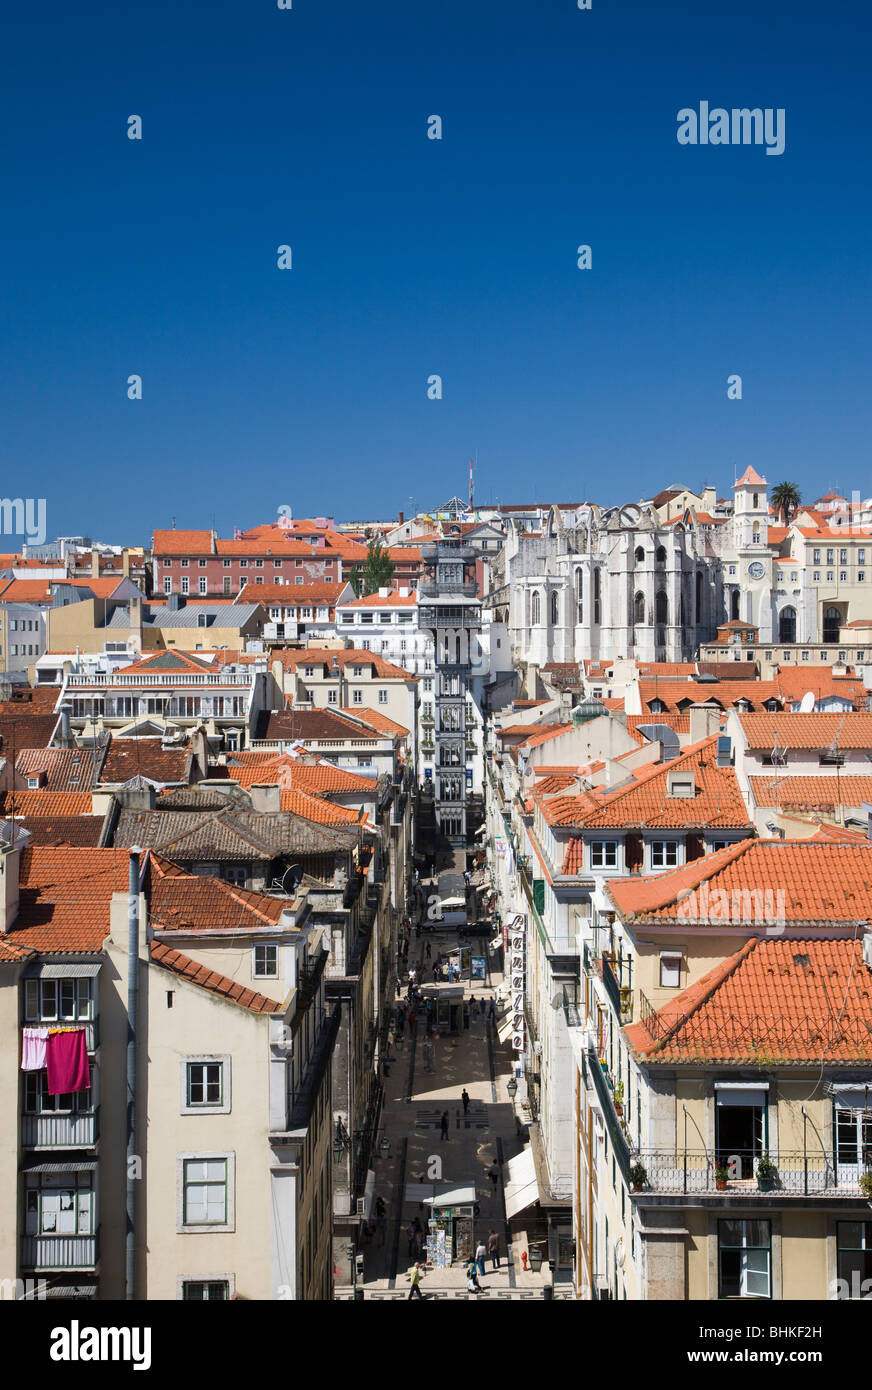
[[799, 691, 816, 713]]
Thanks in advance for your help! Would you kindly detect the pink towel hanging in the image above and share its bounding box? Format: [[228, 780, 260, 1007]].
[[21, 1027, 49, 1071]]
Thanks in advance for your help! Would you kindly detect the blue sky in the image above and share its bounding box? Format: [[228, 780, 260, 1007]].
[[2, 0, 870, 545]]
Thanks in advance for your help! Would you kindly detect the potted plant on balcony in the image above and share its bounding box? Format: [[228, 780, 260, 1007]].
[[714, 1162, 730, 1191], [756, 1153, 777, 1192], [613, 1081, 624, 1117], [629, 1161, 647, 1192], [859, 1170, 872, 1199]]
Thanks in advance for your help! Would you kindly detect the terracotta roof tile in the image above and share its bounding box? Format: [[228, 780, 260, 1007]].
[[749, 776, 872, 810], [238, 581, 346, 605], [150, 942, 283, 1013], [739, 712, 872, 750], [626, 936, 872, 1062], [607, 839, 872, 925], [0, 791, 93, 817], [541, 738, 749, 829]]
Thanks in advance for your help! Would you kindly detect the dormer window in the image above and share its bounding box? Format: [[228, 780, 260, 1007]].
[[649, 699, 666, 714], [666, 770, 695, 798]]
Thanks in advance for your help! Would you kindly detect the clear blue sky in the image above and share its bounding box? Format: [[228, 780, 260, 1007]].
[[2, 0, 870, 545]]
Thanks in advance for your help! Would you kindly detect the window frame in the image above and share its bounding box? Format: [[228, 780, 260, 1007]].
[[180, 1056, 231, 1115], [177, 1153, 235, 1233], [252, 943, 279, 979]]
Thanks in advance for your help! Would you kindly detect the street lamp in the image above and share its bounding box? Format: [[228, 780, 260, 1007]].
[[506, 1077, 518, 1099]]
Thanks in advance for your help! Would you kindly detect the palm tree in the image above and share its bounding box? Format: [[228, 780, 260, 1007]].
[[770, 481, 801, 525]]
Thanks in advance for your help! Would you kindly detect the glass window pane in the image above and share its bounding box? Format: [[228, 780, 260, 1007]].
[[60, 981, 76, 1018], [744, 1249, 770, 1297], [719, 1249, 741, 1296]]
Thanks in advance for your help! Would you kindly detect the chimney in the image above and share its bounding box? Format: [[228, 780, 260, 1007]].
[[59, 705, 71, 746], [603, 757, 622, 789], [122, 550, 130, 577], [0, 837, 22, 934], [249, 783, 281, 814], [129, 598, 143, 636], [689, 703, 721, 746], [116, 782, 156, 812], [398, 510, 404, 524]]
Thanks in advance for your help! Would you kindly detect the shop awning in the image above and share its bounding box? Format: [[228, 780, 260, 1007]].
[[496, 1009, 513, 1043], [503, 1148, 538, 1219], [422, 1185, 477, 1208]]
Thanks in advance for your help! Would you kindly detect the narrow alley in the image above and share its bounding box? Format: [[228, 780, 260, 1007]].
[[336, 859, 568, 1300]]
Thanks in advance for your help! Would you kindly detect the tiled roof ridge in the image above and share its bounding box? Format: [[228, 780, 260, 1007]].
[[606, 839, 757, 917]]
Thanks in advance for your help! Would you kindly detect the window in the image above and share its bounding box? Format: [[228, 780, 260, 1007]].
[[531, 591, 540, 625], [239, 559, 248, 568], [813, 549, 821, 565], [836, 1223, 872, 1300], [659, 953, 682, 988], [198, 558, 207, 568], [352, 689, 363, 704], [813, 572, 820, 582], [181, 577, 190, 594], [223, 559, 231, 568], [827, 549, 834, 565], [590, 841, 618, 869], [183, 1282, 229, 1300], [823, 607, 842, 643], [182, 1158, 229, 1226], [827, 572, 834, 583], [801, 650, 810, 661], [274, 559, 282, 568], [840, 549, 848, 565], [181, 559, 190, 568], [253, 944, 278, 978], [182, 1058, 230, 1114], [859, 549, 866, 566], [860, 573, 866, 584], [651, 841, 679, 868], [163, 576, 172, 594], [255, 559, 264, 568], [378, 689, 388, 705], [25, 1172, 94, 1238], [163, 558, 172, 567], [718, 1220, 771, 1299], [25, 977, 93, 1023], [327, 688, 338, 704], [198, 577, 207, 595]]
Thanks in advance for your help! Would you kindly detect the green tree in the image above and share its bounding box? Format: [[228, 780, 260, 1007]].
[[361, 538, 395, 596], [349, 563, 362, 597], [770, 481, 801, 524]]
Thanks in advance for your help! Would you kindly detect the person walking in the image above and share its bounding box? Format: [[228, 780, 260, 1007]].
[[425, 941, 432, 960], [408, 1261, 424, 1300], [376, 1199, 388, 1247], [440, 1110, 449, 1142], [461, 1088, 470, 1116], [475, 1239, 487, 1278], [488, 1162, 499, 1192], [487, 997, 496, 1022], [466, 1260, 481, 1294], [487, 1228, 500, 1269]]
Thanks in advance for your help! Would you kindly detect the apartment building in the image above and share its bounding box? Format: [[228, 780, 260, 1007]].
[[241, 582, 353, 642], [572, 841, 872, 1301], [0, 841, 337, 1300]]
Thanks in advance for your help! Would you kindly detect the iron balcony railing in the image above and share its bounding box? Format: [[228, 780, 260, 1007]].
[[633, 1149, 872, 1197], [600, 956, 623, 1019], [21, 1232, 98, 1271], [587, 1047, 631, 1183], [22, 1108, 99, 1149]]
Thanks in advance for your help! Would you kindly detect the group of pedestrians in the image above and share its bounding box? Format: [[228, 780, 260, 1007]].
[[465, 1230, 501, 1293]]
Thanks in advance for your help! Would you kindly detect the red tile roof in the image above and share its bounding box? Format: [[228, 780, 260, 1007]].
[[541, 738, 749, 829], [100, 741, 189, 785], [238, 581, 346, 605], [625, 936, 872, 1063], [518, 722, 575, 750], [0, 791, 94, 817], [749, 775, 872, 810], [224, 754, 377, 794], [339, 707, 409, 737], [16, 748, 99, 793], [739, 712, 872, 750], [339, 590, 418, 608], [19, 816, 104, 846], [607, 839, 872, 925], [272, 647, 416, 680], [735, 465, 767, 486], [150, 942, 283, 1013], [147, 853, 288, 929], [9, 847, 133, 952]]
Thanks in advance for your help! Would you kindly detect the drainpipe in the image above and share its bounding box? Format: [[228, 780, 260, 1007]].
[[126, 847, 142, 1300]]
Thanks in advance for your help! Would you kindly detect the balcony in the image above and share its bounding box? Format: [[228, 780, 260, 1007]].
[[23, 1020, 98, 1053], [633, 1149, 872, 1198], [21, 1233, 98, 1271], [420, 544, 476, 564], [585, 1048, 631, 1183], [22, 1109, 98, 1149]]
